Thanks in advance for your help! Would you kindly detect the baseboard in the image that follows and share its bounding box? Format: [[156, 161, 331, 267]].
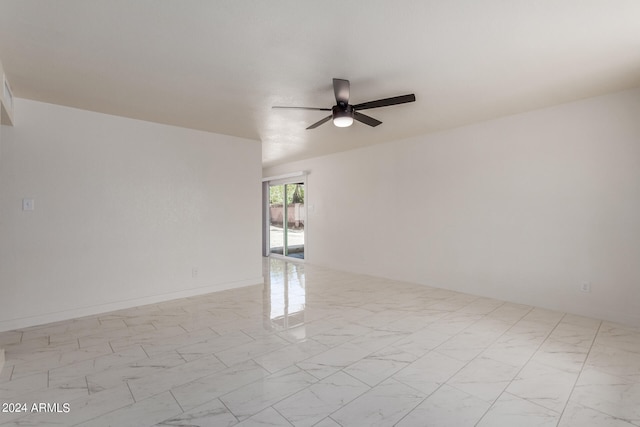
[[0, 276, 264, 333]]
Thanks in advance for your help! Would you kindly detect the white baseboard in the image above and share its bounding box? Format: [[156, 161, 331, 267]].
[[0, 277, 264, 333]]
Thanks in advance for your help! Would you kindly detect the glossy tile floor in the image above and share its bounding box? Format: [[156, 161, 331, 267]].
[[1, 258, 640, 426]]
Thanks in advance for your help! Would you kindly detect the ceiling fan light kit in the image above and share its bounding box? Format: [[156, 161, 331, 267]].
[[273, 78, 416, 130], [332, 105, 354, 127]]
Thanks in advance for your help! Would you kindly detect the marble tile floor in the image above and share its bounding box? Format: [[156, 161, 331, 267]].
[[1, 258, 639, 426]]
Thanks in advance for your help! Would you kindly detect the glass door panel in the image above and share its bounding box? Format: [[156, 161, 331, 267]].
[[269, 185, 285, 256], [286, 183, 304, 259]]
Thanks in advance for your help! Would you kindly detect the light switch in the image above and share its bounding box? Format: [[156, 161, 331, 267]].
[[22, 198, 35, 211]]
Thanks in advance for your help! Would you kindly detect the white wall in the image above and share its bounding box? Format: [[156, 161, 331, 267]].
[[264, 88, 640, 326], [0, 110, 4, 370], [0, 99, 263, 331]]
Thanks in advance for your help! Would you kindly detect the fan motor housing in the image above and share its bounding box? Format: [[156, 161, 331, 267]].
[[332, 104, 354, 118]]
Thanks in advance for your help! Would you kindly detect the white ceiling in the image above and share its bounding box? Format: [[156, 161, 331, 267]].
[[1, 1, 639, 168]]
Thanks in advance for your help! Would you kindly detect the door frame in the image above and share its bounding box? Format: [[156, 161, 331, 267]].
[[262, 172, 308, 262]]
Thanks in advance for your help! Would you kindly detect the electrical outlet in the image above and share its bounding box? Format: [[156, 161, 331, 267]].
[[580, 282, 591, 293], [22, 198, 35, 211], [192, 268, 198, 278]]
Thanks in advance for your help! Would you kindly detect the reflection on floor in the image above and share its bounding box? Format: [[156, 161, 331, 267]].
[[1, 258, 639, 426]]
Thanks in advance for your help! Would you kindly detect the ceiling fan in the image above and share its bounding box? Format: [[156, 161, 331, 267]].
[[273, 78, 416, 129]]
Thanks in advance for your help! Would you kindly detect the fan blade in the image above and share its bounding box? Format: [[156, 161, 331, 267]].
[[353, 94, 416, 110], [273, 106, 331, 111], [354, 111, 382, 127], [333, 78, 350, 105], [306, 115, 332, 129]]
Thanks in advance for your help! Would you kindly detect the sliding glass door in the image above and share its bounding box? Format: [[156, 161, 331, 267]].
[[269, 181, 305, 259]]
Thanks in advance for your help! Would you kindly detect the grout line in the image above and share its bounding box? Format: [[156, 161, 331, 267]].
[[140, 345, 151, 359], [504, 390, 564, 412], [176, 350, 188, 363], [390, 387, 431, 426], [329, 415, 346, 427], [473, 310, 564, 426], [270, 405, 295, 426], [219, 398, 240, 424], [8, 364, 15, 382], [557, 319, 603, 423], [431, 302, 533, 365], [169, 389, 185, 413], [126, 380, 136, 402]]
